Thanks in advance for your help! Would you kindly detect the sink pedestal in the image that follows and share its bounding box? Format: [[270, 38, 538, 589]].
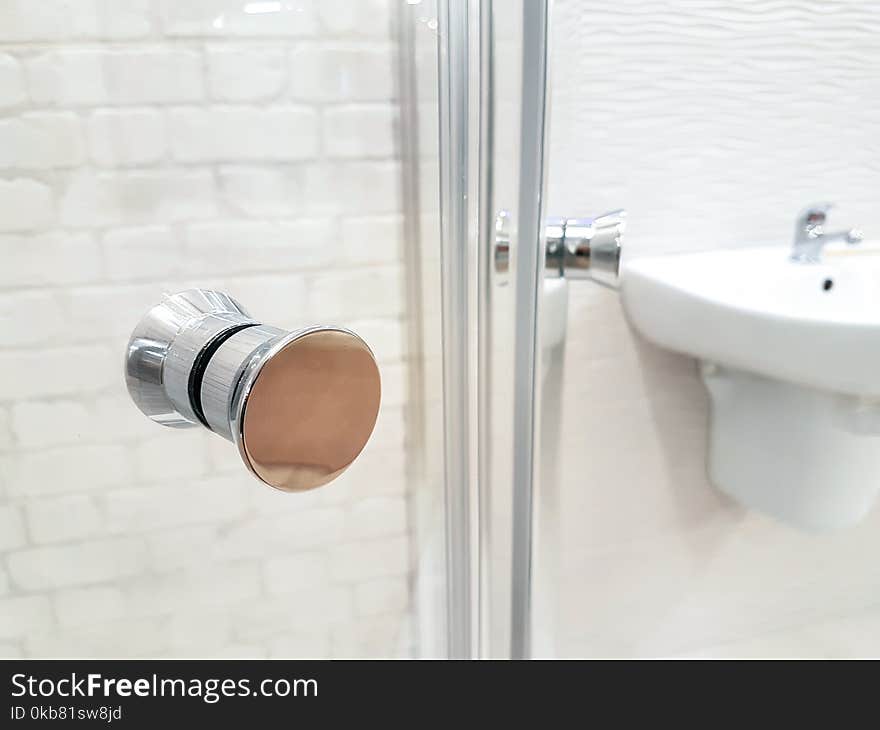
[[701, 363, 880, 531]]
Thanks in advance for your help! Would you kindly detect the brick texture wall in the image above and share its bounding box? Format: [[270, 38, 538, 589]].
[[0, 0, 413, 657]]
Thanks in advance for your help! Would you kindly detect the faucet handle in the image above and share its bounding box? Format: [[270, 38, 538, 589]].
[[797, 202, 833, 232], [791, 202, 863, 262], [797, 202, 862, 244], [846, 228, 865, 246]]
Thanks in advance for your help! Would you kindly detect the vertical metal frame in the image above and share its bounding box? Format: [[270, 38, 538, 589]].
[[509, 0, 551, 659], [437, 0, 481, 658], [475, 0, 495, 657], [432, 0, 551, 659]]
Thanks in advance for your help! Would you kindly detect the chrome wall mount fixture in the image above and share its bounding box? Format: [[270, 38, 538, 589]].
[[125, 289, 381, 492], [495, 209, 626, 287], [791, 202, 863, 263]]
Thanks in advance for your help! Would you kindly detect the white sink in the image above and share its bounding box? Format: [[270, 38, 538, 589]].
[[620, 245, 880, 531], [621, 245, 880, 398]]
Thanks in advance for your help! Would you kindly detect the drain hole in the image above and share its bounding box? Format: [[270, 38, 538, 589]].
[[822, 278, 834, 292]]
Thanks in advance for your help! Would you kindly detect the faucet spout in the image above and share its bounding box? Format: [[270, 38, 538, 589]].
[[821, 229, 863, 247], [791, 203, 863, 263]]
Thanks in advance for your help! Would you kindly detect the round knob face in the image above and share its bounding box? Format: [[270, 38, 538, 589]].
[[238, 329, 381, 492]]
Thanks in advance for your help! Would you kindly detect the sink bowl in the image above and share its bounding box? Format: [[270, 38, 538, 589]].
[[621, 245, 880, 398], [620, 245, 880, 531]]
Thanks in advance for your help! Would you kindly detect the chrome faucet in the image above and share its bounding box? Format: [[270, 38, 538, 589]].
[[791, 203, 863, 263]]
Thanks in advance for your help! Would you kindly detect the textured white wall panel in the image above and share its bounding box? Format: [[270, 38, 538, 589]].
[[549, 0, 880, 256]]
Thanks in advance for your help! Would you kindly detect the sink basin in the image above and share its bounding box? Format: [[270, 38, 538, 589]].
[[620, 244, 880, 531], [621, 245, 880, 398]]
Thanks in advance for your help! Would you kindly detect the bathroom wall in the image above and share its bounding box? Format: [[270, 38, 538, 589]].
[[543, 0, 880, 656], [0, 0, 415, 657]]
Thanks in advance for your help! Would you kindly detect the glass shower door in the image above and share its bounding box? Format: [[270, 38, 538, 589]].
[[0, 0, 451, 659]]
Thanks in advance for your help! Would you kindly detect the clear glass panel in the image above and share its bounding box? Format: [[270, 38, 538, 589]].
[[535, 0, 880, 657], [398, 0, 448, 657], [0, 0, 447, 658]]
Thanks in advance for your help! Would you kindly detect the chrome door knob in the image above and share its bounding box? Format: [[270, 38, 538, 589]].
[[545, 210, 626, 287], [125, 289, 381, 492], [494, 209, 626, 287]]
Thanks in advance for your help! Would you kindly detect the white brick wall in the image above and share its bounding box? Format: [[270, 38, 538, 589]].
[[0, 233, 102, 287], [355, 577, 408, 617], [4, 444, 132, 497], [7, 538, 149, 590], [0, 596, 52, 640], [160, 0, 319, 38], [264, 553, 330, 595], [0, 112, 84, 169], [0, 0, 412, 658], [59, 170, 219, 226], [55, 586, 126, 628], [0, 1, 155, 42], [0, 179, 54, 232], [207, 47, 287, 102], [0, 506, 26, 551], [168, 106, 319, 162], [0, 346, 117, 400], [103, 226, 181, 281], [323, 105, 397, 158], [0, 54, 25, 109], [26, 50, 205, 106], [0, 409, 12, 451], [12, 400, 91, 448], [87, 109, 167, 167], [25, 495, 102, 544], [290, 45, 395, 101], [0, 290, 67, 347]]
